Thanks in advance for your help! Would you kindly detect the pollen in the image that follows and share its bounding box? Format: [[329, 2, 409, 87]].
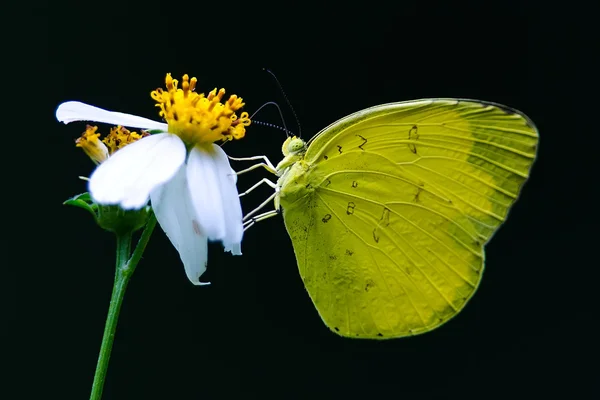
[[102, 126, 149, 154], [76, 125, 109, 164], [150, 73, 251, 145], [76, 125, 148, 164]]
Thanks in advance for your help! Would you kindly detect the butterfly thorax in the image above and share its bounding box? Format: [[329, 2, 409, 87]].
[[276, 158, 314, 209], [274, 136, 314, 209]]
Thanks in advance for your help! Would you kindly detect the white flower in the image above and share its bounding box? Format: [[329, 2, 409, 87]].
[[56, 73, 251, 284]]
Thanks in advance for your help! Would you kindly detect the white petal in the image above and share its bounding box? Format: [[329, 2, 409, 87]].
[[187, 145, 244, 253], [89, 133, 186, 209], [225, 242, 242, 256], [56, 101, 168, 131], [229, 167, 238, 185], [150, 166, 209, 285]]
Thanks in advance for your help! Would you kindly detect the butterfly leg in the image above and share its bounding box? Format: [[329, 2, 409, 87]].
[[243, 191, 278, 222], [243, 210, 280, 231], [238, 178, 278, 198], [228, 155, 277, 175], [234, 162, 277, 176]]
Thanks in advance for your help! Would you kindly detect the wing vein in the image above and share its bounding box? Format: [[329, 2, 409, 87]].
[[317, 192, 418, 332], [322, 187, 483, 261]]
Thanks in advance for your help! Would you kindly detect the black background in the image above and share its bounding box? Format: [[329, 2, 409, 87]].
[[12, 1, 597, 399]]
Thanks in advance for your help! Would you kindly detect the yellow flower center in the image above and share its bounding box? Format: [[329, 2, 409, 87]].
[[102, 126, 149, 154], [76, 125, 148, 164], [76, 125, 109, 164], [150, 73, 251, 145]]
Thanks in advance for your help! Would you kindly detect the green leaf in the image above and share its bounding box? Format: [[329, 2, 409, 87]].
[[70, 192, 92, 202], [64, 192, 97, 219]]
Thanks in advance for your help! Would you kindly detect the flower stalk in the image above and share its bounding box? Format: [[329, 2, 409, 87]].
[[89, 212, 157, 400]]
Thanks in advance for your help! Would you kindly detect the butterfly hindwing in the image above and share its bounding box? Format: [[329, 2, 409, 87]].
[[282, 151, 484, 338]]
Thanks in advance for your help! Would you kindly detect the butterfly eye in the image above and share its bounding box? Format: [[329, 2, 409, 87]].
[[287, 138, 305, 154]]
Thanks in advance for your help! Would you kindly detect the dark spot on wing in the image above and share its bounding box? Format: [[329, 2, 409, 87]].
[[351, 181, 358, 188], [346, 202, 355, 215], [372, 228, 380, 243], [329, 255, 337, 260], [356, 134, 367, 150], [337, 145, 342, 154], [408, 125, 419, 154], [413, 187, 423, 203], [371, 208, 389, 244], [334, 327, 340, 332], [324, 155, 328, 160], [377, 333, 383, 337], [322, 214, 332, 223], [345, 249, 354, 256], [379, 208, 390, 227]]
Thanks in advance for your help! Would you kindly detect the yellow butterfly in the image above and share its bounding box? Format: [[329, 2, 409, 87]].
[[235, 99, 538, 339]]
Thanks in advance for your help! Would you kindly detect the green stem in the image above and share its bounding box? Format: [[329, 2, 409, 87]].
[[89, 212, 157, 400], [127, 212, 158, 273]]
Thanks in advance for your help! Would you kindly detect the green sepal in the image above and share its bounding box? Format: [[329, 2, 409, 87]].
[[64, 192, 151, 234], [97, 205, 151, 235], [146, 129, 165, 135], [64, 192, 98, 220]]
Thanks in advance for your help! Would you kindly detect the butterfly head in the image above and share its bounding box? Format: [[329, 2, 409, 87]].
[[281, 136, 306, 156], [275, 136, 307, 176]]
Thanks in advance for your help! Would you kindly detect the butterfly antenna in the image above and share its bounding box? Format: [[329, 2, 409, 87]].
[[220, 101, 292, 148], [263, 68, 302, 138], [251, 119, 294, 135], [249, 101, 291, 137]]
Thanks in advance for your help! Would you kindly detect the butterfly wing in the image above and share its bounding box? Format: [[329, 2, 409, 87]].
[[280, 99, 538, 338]]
